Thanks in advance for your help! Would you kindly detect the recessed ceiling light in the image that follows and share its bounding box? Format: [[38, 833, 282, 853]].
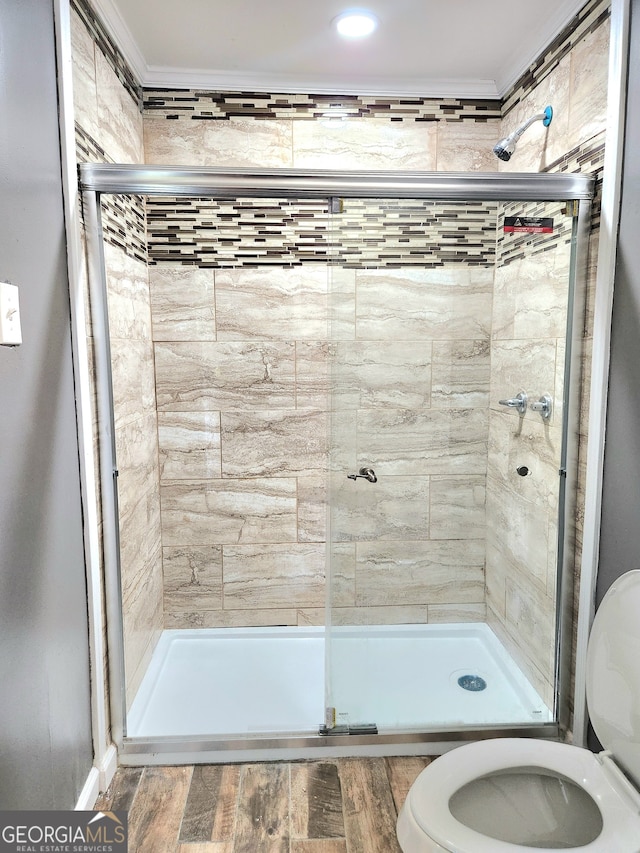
[[334, 9, 379, 39]]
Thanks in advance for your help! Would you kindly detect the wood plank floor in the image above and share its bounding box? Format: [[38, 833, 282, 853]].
[[95, 757, 434, 853]]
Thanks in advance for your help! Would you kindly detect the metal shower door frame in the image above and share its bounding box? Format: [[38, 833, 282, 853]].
[[79, 163, 592, 763]]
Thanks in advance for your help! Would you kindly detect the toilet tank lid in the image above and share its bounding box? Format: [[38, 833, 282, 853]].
[[586, 569, 640, 788]]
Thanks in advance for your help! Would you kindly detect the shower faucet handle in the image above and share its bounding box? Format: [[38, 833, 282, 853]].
[[530, 394, 553, 420], [347, 467, 377, 483], [498, 392, 527, 415]]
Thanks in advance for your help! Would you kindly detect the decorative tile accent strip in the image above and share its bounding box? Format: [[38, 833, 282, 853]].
[[498, 126, 605, 266], [76, 125, 147, 264], [545, 133, 606, 233], [146, 198, 498, 268], [143, 91, 502, 122], [71, 0, 142, 110], [496, 200, 573, 268], [497, 131, 605, 268], [502, 0, 610, 118]]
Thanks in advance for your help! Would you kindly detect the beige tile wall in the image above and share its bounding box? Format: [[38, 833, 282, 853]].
[[71, 6, 163, 711], [492, 4, 610, 709], [150, 237, 493, 629], [485, 205, 574, 707]]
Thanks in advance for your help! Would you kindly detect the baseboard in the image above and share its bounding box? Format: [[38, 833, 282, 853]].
[[75, 744, 118, 810], [75, 768, 100, 810]]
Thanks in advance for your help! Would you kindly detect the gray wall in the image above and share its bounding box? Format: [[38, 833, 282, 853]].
[[0, 0, 93, 808], [598, 0, 640, 604]]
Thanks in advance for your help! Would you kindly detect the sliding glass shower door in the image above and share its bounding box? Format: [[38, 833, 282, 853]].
[[325, 196, 579, 733], [80, 163, 591, 757]]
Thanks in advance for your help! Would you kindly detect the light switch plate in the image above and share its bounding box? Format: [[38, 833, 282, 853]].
[[0, 281, 22, 346]]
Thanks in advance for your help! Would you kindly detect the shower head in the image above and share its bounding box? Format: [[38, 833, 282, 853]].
[[493, 105, 553, 162]]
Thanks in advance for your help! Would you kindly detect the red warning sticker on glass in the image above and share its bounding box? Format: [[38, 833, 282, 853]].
[[504, 216, 554, 233]]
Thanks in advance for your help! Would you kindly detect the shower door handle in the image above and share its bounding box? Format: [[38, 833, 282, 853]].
[[347, 467, 377, 483], [498, 392, 527, 415]]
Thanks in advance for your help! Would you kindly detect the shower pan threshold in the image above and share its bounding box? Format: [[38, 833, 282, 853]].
[[126, 623, 552, 738]]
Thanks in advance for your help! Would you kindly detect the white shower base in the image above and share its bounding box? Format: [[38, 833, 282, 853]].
[[126, 623, 552, 739]]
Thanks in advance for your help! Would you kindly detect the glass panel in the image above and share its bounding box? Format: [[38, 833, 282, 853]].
[[325, 197, 577, 731]]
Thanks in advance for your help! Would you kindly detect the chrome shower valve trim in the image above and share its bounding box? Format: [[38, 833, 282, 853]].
[[498, 391, 528, 415]]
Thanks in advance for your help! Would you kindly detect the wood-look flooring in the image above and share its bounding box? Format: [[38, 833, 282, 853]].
[[95, 756, 434, 853]]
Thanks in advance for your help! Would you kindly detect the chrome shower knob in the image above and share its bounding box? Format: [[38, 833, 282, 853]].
[[498, 391, 528, 415]]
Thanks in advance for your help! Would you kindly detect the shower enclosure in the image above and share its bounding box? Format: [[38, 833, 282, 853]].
[[80, 165, 592, 763]]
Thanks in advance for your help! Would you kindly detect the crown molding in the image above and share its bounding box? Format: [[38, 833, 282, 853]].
[[495, 0, 588, 96], [87, 0, 147, 85], [143, 67, 501, 99], [87, 0, 587, 101]]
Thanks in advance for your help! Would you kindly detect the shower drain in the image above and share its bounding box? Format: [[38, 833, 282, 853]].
[[457, 674, 487, 692]]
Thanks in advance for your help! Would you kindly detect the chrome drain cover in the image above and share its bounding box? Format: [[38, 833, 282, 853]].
[[457, 674, 487, 692]]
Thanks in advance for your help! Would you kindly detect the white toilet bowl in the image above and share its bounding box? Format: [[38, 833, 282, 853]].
[[397, 570, 640, 852], [398, 737, 640, 852]]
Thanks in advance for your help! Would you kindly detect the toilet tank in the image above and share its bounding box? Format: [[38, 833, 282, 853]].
[[586, 569, 640, 788]]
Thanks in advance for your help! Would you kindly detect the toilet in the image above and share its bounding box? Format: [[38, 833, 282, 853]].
[[397, 569, 640, 852]]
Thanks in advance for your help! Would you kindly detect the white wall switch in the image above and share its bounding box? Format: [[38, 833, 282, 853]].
[[0, 281, 22, 346]]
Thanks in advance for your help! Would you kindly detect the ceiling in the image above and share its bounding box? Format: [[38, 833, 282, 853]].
[[91, 0, 588, 99]]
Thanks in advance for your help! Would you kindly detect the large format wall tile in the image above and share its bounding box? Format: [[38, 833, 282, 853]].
[[492, 249, 571, 342], [104, 244, 153, 341], [331, 475, 430, 542], [355, 540, 485, 607], [328, 342, 432, 410], [358, 408, 489, 476], [117, 413, 163, 705], [487, 411, 562, 511], [297, 476, 328, 543], [429, 476, 486, 540], [154, 341, 296, 411], [485, 477, 550, 588], [295, 342, 330, 409], [70, 7, 100, 142], [123, 541, 163, 707], [158, 411, 222, 480], [215, 267, 329, 340], [489, 339, 559, 411], [505, 575, 556, 688], [149, 266, 216, 342], [164, 608, 302, 629], [221, 409, 327, 478], [161, 478, 297, 545], [435, 120, 501, 172], [114, 409, 163, 694], [144, 117, 294, 168], [355, 268, 493, 341], [110, 338, 157, 431], [223, 544, 325, 610], [95, 50, 143, 164], [431, 340, 490, 408], [163, 545, 223, 614], [292, 119, 437, 170], [568, 17, 610, 151]]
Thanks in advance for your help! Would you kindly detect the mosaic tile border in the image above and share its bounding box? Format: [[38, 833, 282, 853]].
[[502, 0, 610, 118], [78, 119, 602, 273], [146, 198, 498, 269], [545, 132, 606, 233], [71, 0, 142, 110], [76, 125, 147, 265], [142, 91, 502, 123], [496, 134, 605, 267], [496, 200, 574, 268]]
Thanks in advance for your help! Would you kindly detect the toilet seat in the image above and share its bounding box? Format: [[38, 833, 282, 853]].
[[400, 737, 640, 852]]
